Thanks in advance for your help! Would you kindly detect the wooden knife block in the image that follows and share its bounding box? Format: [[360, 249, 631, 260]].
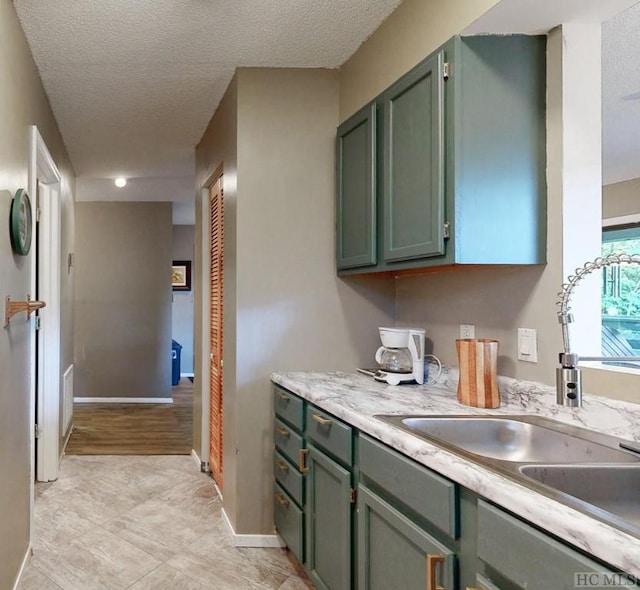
[[456, 338, 500, 408]]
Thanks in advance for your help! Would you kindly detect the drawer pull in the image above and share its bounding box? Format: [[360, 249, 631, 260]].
[[312, 413, 333, 426], [276, 458, 289, 473], [275, 492, 290, 508], [465, 587, 482, 590], [275, 425, 290, 438], [298, 448, 309, 473], [276, 391, 290, 401], [426, 554, 445, 590]]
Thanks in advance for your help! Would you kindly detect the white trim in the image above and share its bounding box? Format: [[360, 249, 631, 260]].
[[221, 508, 284, 548], [191, 448, 201, 467], [603, 213, 640, 227], [180, 372, 195, 378], [199, 184, 211, 464], [74, 397, 173, 404], [12, 545, 31, 590]]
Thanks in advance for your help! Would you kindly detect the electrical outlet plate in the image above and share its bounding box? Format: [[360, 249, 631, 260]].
[[517, 328, 538, 362], [460, 324, 475, 339]]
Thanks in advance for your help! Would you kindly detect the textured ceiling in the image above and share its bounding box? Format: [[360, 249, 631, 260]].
[[14, 0, 640, 206], [602, 1, 640, 185], [14, 0, 403, 200]]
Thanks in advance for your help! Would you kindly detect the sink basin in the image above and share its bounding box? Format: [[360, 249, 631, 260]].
[[377, 415, 640, 464], [376, 414, 640, 536], [520, 464, 640, 528]]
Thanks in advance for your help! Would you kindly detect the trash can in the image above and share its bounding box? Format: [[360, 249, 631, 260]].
[[171, 340, 182, 386]]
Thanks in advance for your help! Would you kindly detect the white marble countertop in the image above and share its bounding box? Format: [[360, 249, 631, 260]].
[[271, 368, 640, 577]]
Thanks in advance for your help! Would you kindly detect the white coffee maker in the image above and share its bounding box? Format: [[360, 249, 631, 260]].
[[373, 327, 425, 385]]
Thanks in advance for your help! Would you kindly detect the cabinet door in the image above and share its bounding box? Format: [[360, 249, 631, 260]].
[[382, 51, 445, 263], [306, 444, 353, 590], [336, 102, 377, 270], [358, 485, 456, 590]]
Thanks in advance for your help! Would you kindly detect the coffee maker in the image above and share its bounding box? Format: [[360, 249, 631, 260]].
[[372, 327, 425, 385]]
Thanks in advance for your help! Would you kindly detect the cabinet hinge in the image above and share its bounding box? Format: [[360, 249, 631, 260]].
[[350, 487, 357, 504], [35, 424, 41, 439], [36, 208, 42, 222], [443, 62, 451, 80], [443, 222, 450, 239], [35, 316, 42, 330]]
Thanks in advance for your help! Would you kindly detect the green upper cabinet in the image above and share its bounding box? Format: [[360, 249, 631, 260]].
[[336, 34, 547, 276], [336, 103, 377, 270], [382, 50, 445, 263]]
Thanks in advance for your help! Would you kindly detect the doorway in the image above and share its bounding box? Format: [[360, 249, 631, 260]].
[[208, 175, 224, 487], [29, 126, 62, 485]]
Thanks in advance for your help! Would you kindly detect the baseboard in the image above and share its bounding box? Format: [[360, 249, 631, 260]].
[[221, 508, 285, 548], [61, 423, 73, 456], [12, 545, 31, 590], [191, 449, 201, 467], [74, 397, 173, 404], [180, 372, 195, 378]]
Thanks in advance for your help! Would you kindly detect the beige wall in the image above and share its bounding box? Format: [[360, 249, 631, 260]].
[[0, 2, 75, 587], [74, 202, 172, 399], [603, 177, 640, 219], [196, 68, 395, 534], [339, 0, 501, 121]]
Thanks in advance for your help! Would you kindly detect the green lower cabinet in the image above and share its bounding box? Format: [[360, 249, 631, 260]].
[[274, 483, 304, 564], [357, 485, 456, 590], [306, 443, 353, 590], [476, 501, 634, 590]]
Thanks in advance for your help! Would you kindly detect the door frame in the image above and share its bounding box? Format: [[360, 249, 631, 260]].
[[29, 125, 62, 489], [198, 165, 223, 472]]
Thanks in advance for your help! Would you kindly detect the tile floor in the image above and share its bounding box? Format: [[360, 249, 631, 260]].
[[19, 455, 314, 590]]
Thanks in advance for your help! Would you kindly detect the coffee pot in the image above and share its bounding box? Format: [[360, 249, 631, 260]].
[[374, 327, 425, 385]]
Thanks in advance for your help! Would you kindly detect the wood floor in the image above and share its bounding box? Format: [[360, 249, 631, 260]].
[[65, 379, 193, 455]]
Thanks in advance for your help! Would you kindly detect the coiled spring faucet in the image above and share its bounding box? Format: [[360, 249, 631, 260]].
[[557, 253, 640, 407]]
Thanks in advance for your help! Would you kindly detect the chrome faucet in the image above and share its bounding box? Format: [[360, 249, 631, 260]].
[[556, 253, 640, 407]]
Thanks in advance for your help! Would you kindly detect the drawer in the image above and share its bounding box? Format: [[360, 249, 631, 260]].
[[274, 418, 305, 466], [478, 500, 621, 589], [358, 434, 458, 539], [273, 450, 304, 506], [273, 385, 304, 431], [274, 483, 304, 564], [305, 405, 353, 466]]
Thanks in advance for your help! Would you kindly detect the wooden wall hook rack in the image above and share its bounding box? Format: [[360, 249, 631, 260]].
[[4, 295, 46, 328]]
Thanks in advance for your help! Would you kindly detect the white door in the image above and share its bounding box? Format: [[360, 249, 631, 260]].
[[29, 127, 62, 483]]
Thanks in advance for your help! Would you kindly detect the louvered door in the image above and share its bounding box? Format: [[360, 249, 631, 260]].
[[209, 177, 224, 487]]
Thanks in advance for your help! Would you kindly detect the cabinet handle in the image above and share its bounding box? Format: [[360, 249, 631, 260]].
[[312, 413, 333, 426], [275, 425, 290, 438], [275, 492, 290, 508], [298, 448, 309, 473], [276, 391, 290, 401], [465, 587, 482, 590], [426, 554, 445, 590], [276, 458, 289, 473]]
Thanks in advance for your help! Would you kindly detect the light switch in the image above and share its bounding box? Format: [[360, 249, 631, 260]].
[[517, 328, 538, 363]]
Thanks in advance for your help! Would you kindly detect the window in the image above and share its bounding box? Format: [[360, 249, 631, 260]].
[[601, 223, 640, 365]]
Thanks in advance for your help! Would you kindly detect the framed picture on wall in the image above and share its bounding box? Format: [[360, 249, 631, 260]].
[[172, 260, 191, 291]]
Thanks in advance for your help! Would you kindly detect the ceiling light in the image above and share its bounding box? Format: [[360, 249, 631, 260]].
[[114, 177, 127, 188]]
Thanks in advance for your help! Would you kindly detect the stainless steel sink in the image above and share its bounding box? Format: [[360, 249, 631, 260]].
[[376, 414, 640, 536], [519, 464, 640, 528], [379, 415, 640, 464]]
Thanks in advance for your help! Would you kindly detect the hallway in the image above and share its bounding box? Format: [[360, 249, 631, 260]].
[[19, 455, 312, 590]]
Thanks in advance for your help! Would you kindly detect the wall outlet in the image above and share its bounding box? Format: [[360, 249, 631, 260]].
[[460, 324, 475, 339]]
